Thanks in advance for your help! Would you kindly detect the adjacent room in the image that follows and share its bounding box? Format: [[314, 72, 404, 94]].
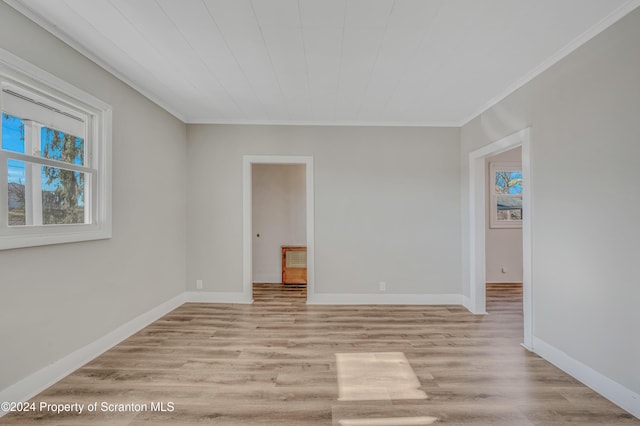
[[1, 0, 639, 424]]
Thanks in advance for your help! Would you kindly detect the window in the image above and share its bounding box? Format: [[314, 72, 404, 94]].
[[489, 162, 522, 229], [1, 49, 111, 250]]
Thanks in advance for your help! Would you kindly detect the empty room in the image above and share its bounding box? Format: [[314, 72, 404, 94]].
[[1, 1, 639, 424]]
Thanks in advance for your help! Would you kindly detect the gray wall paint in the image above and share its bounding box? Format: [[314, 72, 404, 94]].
[[252, 164, 306, 283], [461, 9, 640, 394], [187, 125, 461, 295], [0, 3, 187, 391]]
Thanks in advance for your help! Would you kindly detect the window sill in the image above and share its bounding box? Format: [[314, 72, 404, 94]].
[[0, 224, 111, 250]]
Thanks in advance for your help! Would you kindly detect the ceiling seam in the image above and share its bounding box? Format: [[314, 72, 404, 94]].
[[200, 0, 269, 121], [155, 0, 244, 120], [297, 0, 312, 115], [353, 0, 396, 121], [332, 0, 349, 121], [249, 0, 291, 119], [376, 0, 445, 121], [107, 0, 206, 112]]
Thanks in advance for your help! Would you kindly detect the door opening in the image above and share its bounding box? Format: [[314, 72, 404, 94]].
[[242, 156, 314, 303], [484, 147, 524, 334], [468, 129, 532, 349]]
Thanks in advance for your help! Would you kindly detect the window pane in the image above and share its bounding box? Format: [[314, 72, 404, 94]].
[[8, 159, 26, 226], [2, 88, 86, 143], [7, 159, 87, 226], [41, 126, 85, 166], [495, 171, 522, 194], [2, 113, 85, 166], [497, 208, 522, 221], [497, 195, 522, 221], [41, 164, 85, 225], [2, 113, 25, 153]]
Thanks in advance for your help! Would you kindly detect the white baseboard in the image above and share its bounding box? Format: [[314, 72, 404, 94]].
[[486, 281, 523, 284], [533, 337, 640, 419], [307, 293, 462, 305], [460, 295, 487, 315], [0, 292, 187, 417], [462, 295, 473, 312], [185, 291, 252, 304]]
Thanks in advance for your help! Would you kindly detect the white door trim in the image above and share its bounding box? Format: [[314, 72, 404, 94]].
[[242, 155, 314, 302], [468, 128, 533, 349]]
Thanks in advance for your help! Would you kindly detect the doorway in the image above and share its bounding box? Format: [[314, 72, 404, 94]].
[[468, 128, 533, 349], [485, 147, 524, 335], [485, 147, 523, 285], [242, 155, 315, 303]]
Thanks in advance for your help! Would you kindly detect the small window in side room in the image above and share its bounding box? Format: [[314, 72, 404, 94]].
[[0, 50, 112, 249], [490, 162, 522, 229]]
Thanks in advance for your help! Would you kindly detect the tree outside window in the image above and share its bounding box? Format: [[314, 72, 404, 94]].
[[3, 112, 86, 226]]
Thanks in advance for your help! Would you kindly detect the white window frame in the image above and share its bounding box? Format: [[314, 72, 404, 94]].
[[489, 162, 522, 229], [0, 48, 111, 250]]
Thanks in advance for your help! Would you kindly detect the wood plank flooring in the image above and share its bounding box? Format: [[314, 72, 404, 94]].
[[1, 283, 637, 425]]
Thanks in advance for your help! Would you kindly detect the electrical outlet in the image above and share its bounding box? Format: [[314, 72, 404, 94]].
[[379, 281, 386, 292], [196, 279, 203, 290]]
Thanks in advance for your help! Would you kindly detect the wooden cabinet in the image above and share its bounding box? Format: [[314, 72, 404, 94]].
[[281, 245, 307, 285]]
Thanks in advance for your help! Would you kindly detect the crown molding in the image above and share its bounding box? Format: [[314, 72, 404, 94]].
[[186, 118, 461, 127], [3, 0, 187, 123], [6, 0, 639, 129], [461, 0, 640, 127]]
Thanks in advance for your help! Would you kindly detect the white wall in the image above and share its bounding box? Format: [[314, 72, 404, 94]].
[[252, 164, 306, 283], [461, 7, 640, 397], [485, 147, 523, 283], [0, 3, 187, 392], [187, 125, 461, 297]]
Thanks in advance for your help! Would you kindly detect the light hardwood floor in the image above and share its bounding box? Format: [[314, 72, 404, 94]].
[[1, 283, 637, 425]]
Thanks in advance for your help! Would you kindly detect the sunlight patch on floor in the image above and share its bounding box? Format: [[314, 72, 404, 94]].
[[338, 416, 439, 425], [335, 352, 427, 402]]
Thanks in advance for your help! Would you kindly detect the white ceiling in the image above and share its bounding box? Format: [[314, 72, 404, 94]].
[[6, 0, 639, 126]]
